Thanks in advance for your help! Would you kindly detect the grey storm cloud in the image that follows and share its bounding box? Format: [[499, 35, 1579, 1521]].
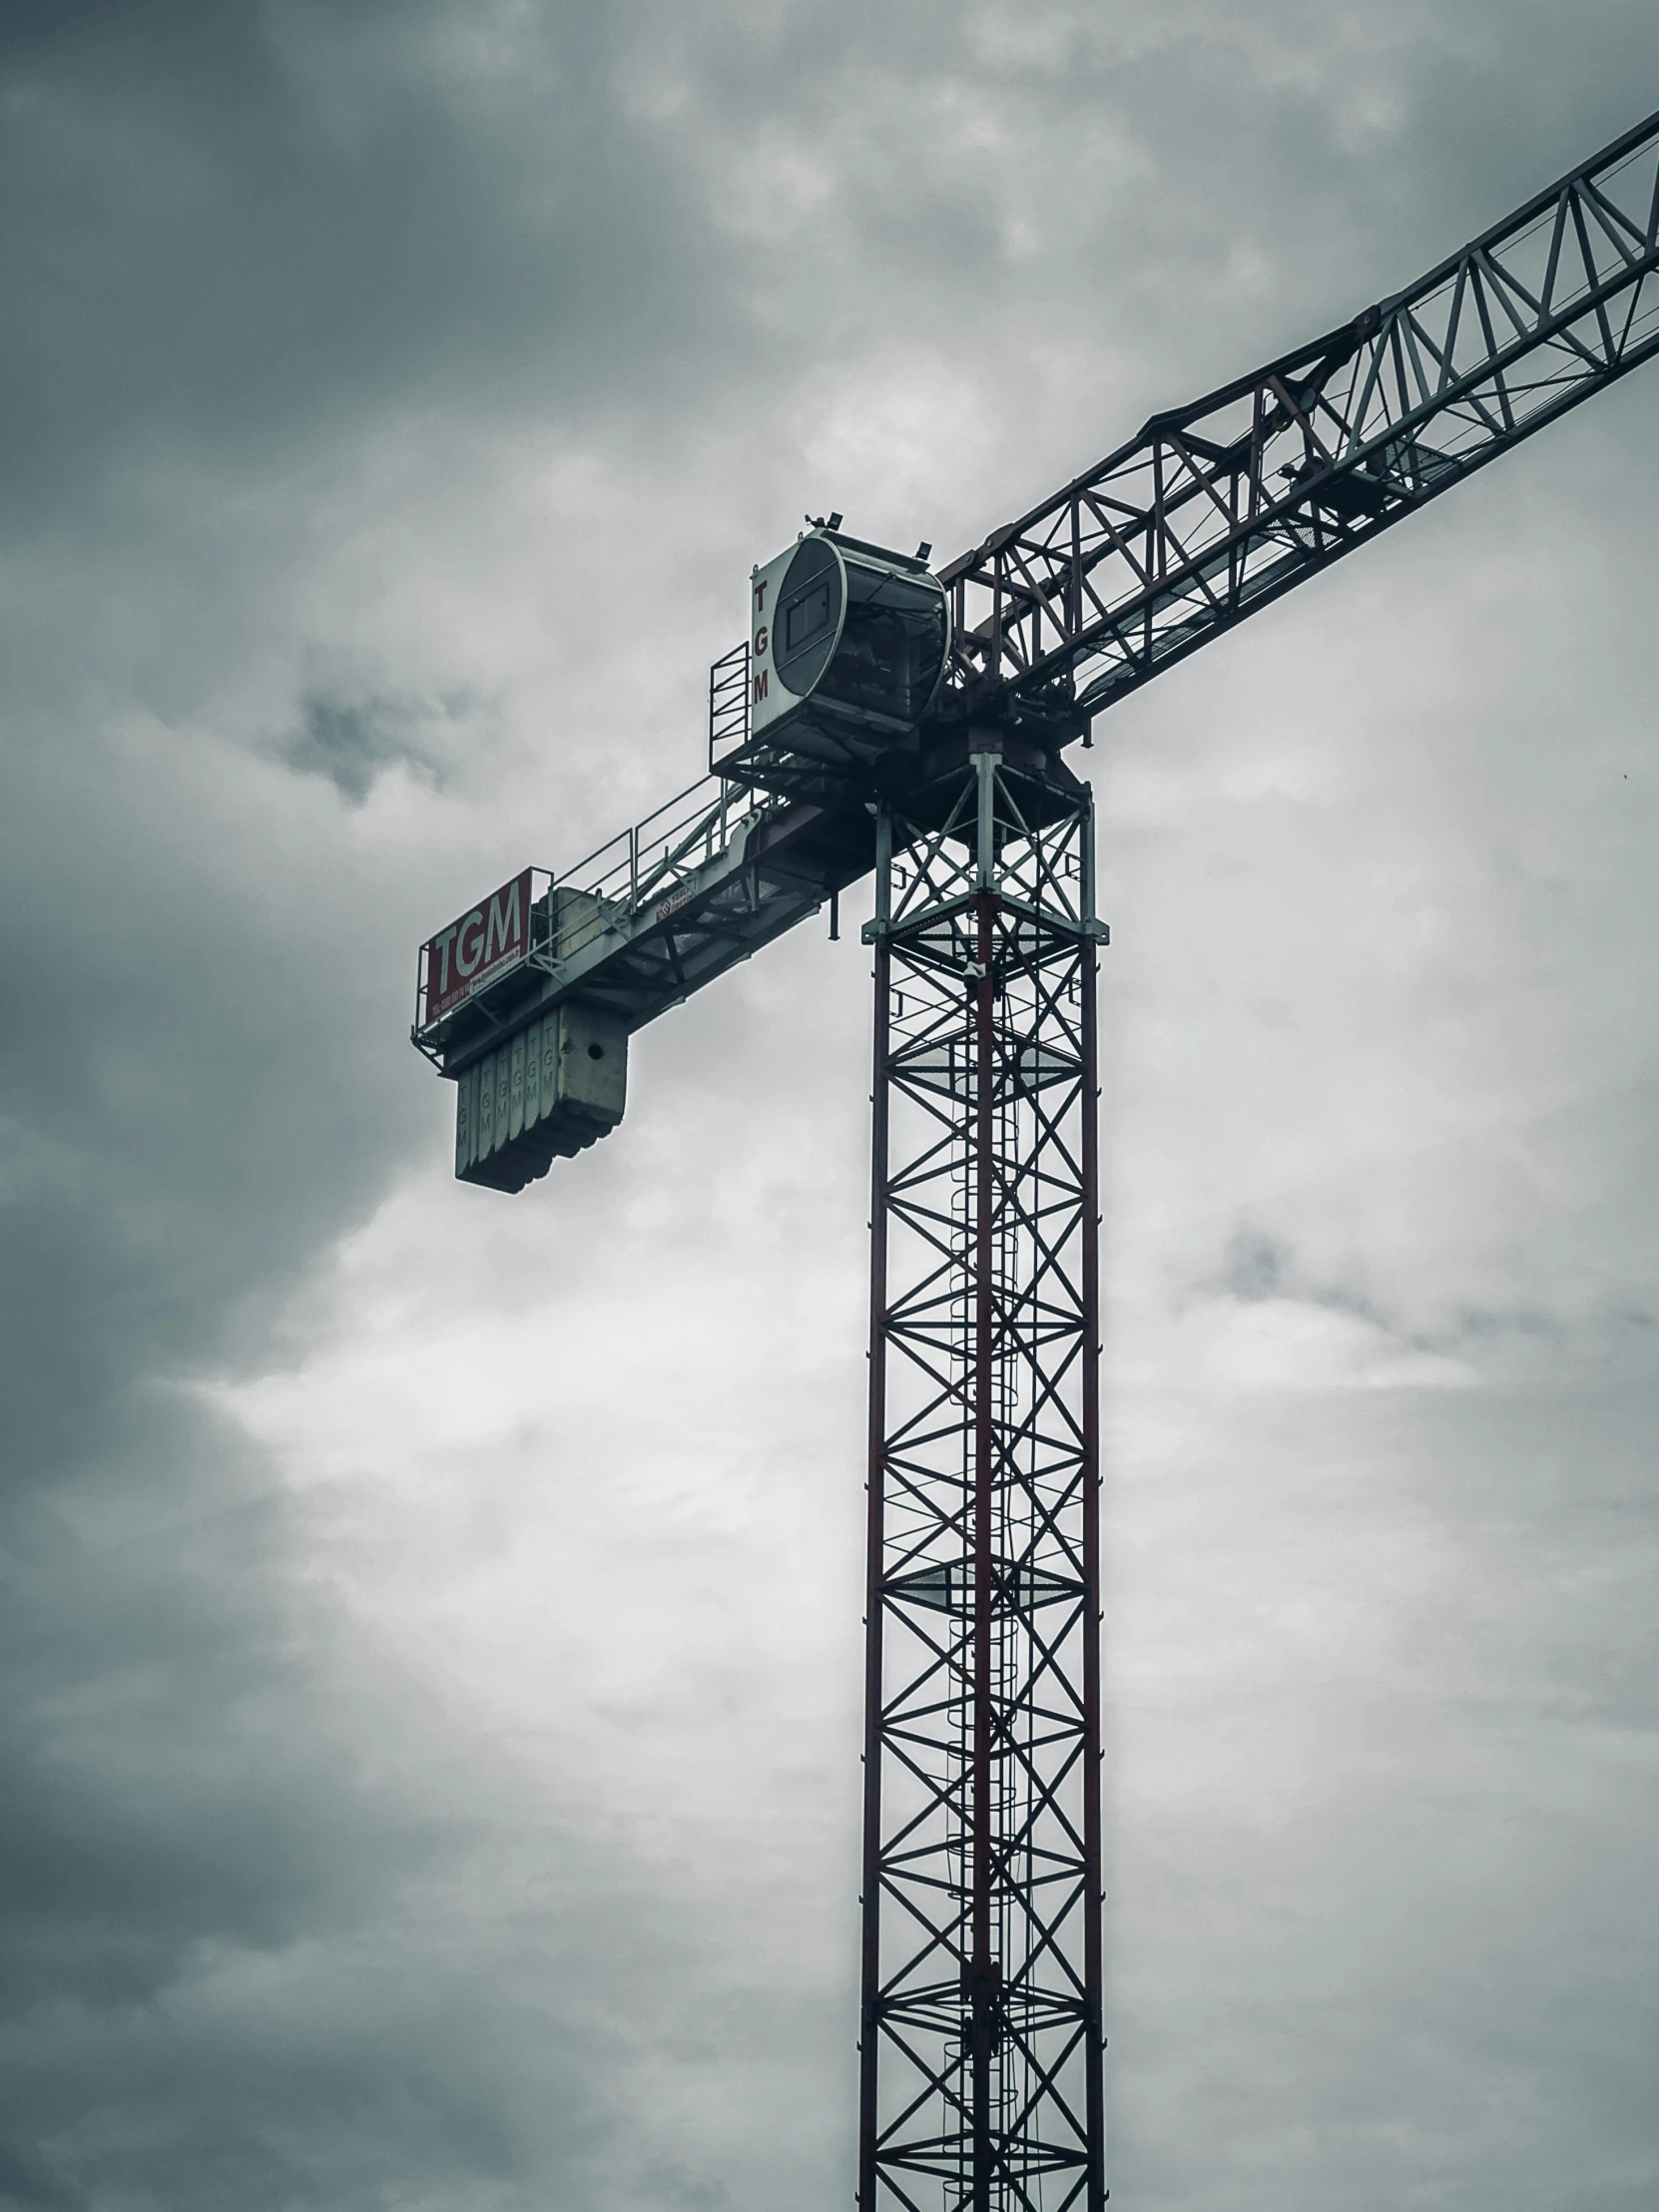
[[0, 0, 744, 511], [3, 1, 1659, 2208], [278, 689, 451, 802]]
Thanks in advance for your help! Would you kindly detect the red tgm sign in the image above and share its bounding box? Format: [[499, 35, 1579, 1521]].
[[422, 868, 533, 1021]]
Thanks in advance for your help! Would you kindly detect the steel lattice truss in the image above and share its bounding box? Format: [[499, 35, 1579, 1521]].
[[859, 754, 1105, 2211], [938, 104, 1659, 730]]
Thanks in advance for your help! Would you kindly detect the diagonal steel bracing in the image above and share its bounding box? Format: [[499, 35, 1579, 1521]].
[[859, 749, 1106, 2212], [936, 107, 1659, 738]]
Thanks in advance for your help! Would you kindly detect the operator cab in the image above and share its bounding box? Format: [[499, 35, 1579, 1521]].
[[726, 525, 950, 796]]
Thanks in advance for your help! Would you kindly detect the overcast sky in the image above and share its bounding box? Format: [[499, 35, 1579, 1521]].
[[3, 4, 1658, 2208]]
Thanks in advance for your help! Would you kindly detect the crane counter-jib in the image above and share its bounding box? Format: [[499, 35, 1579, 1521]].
[[410, 771, 890, 1191]]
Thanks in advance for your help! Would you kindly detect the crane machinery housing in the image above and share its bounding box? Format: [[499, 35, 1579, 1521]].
[[412, 105, 1659, 2212]]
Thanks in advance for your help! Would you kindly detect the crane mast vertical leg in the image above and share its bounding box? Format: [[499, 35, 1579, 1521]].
[[859, 745, 1105, 2211]]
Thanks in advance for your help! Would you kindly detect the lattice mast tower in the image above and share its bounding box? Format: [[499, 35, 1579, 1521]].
[[411, 109, 1659, 2212]]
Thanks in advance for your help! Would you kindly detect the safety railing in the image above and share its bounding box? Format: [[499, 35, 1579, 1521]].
[[550, 773, 752, 918], [708, 639, 750, 774]]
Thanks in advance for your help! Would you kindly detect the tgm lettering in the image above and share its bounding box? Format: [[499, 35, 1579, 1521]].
[[422, 867, 534, 1022]]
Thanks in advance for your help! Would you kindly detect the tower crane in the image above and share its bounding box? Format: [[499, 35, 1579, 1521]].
[[412, 106, 1659, 2212]]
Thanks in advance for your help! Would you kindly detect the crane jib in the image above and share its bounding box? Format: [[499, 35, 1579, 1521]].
[[939, 103, 1659, 727]]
